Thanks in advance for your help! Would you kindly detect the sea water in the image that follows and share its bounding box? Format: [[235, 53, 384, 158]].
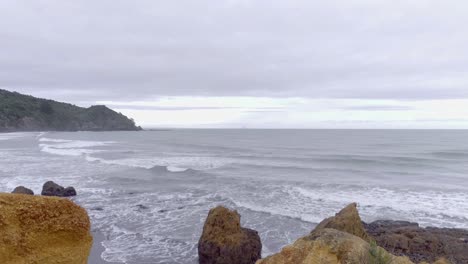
[[0, 130, 467, 263]]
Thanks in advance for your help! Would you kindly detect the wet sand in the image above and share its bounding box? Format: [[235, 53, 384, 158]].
[[89, 231, 122, 264]]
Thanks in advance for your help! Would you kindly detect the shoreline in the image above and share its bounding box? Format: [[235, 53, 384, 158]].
[[89, 231, 123, 264], [1, 192, 466, 263]]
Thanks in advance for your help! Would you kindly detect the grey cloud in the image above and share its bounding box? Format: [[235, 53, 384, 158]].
[[245, 110, 286, 113], [109, 105, 284, 111], [1, 0, 468, 103], [343, 105, 413, 111]]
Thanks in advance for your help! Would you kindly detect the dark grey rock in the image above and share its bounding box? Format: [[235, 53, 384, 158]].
[[365, 220, 468, 264], [63, 186, 77, 197], [136, 204, 149, 210], [41, 181, 76, 197], [11, 186, 34, 195], [41, 181, 65, 196]]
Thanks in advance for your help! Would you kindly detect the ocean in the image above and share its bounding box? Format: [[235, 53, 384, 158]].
[[0, 129, 467, 263]]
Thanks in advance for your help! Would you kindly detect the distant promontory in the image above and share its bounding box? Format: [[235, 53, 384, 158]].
[[0, 89, 142, 132]]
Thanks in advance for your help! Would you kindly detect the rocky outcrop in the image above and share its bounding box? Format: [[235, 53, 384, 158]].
[[0, 193, 92, 264], [11, 186, 34, 195], [41, 181, 77, 197], [365, 220, 468, 264], [198, 206, 262, 264], [257, 228, 413, 264], [313, 202, 370, 242], [257, 203, 460, 264]]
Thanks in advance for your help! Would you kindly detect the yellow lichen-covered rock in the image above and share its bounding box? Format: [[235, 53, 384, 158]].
[[256, 228, 414, 264], [0, 193, 92, 264], [432, 259, 451, 264], [313, 203, 370, 242], [420, 258, 452, 264], [257, 203, 453, 264]]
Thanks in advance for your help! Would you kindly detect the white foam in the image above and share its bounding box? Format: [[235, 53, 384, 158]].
[[86, 155, 203, 173], [167, 166, 188, 172], [227, 183, 468, 229], [74, 190, 212, 264], [36, 132, 47, 138], [40, 145, 103, 156], [0, 132, 30, 141], [38, 137, 115, 157], [42, 140, 115, 148], [84, 156, 232, 171], [38, 136, 224, 173], [39, 137, 73, 143], [293, 186, 468, 223]]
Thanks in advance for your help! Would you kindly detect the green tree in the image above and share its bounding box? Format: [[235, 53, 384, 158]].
[[40, 101, 54, 115]]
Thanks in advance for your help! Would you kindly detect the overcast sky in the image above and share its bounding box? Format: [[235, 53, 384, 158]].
[[1, 0, 468, 128]]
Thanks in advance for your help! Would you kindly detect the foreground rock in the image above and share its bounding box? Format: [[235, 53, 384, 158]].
[[257, 203, 457, 264], [41, 181, 77, 197], [198, 206, 262, 264], [11, 186, 34, 195], [0, 193, 92, 264], [365, 220, 468, 264], [257, 228, 413, 264], [313, 202, 370, 242]]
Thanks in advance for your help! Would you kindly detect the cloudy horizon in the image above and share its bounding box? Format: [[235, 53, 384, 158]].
[[2, 0, 468, 128]]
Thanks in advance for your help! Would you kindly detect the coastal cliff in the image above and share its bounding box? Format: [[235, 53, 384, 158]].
[[0, 89, 141, 132], [0, 193, 93, 264]]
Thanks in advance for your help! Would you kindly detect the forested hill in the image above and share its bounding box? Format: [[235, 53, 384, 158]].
[[0, 89, 142, 132]]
